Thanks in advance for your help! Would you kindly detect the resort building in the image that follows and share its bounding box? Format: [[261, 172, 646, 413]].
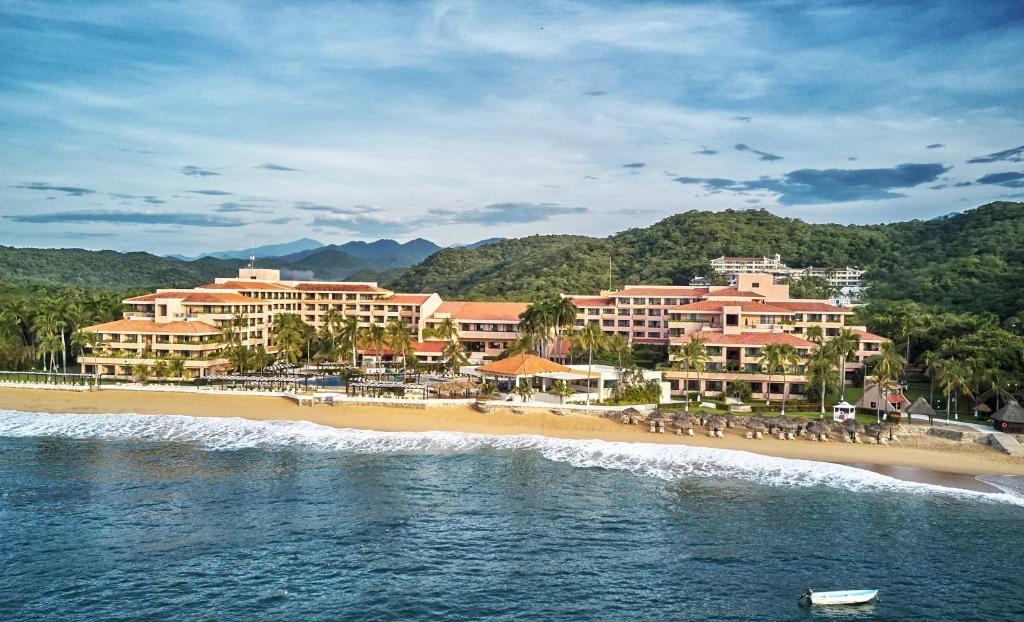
[[78, 268, 886, 387], [708, 253, 865, 295]]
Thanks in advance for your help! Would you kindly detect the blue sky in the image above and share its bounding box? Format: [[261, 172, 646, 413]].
[[1, 0, 1023, 255]]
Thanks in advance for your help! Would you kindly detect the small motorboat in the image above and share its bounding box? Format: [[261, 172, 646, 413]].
[[798, 588, 878, 606]]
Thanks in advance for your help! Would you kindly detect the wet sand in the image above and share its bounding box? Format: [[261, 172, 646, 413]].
[[2, 386, 1022, 489]]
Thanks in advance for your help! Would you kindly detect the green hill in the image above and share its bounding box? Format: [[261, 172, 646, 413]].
[[0, 246, 243, 290], [392, 202, 1024, 318]]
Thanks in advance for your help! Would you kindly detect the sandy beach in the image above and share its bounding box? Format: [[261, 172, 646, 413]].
[[2, 387, 1022, 488]]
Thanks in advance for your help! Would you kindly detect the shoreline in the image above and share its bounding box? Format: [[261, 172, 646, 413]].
[[1, 387, 1022, 491]]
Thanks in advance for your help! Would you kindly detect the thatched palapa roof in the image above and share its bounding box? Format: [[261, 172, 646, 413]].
[[906, 397, 937, 417], [992, 401, 1024, 424]]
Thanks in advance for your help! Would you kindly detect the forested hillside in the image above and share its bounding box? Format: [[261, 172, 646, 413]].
[[392, 202, 1024, 318], [0, 246, 243, 290]]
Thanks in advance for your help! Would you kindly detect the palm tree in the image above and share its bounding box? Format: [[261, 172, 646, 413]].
[[358, 323, 389, 368], [758, 343, 784, 406], [513, 382, 534, 403], [548, 296, 579, 355], [776, 344, 801, 415], [806, 343, 837, 414], [250, 345, 271, 374], [321, 309, 342, 352], [518, 302, 553, 356], [168, 355, 187, 380], [504, 332, 537, 357], [573, 323, 607, 405], [440, 340, 470, 376], [673, 335, 708, 412], [604, 333, 630, 368], [228, 346, 252, 373], [927, 355, 971, 422], [152, 359, 169, 381], [829, 328, 860, 400], [385, 320, 414, 371], [478, 382, 498, 400], [337, 316, 360, 367], [134, 363, 151, 384], [866, 341, 906, 423], [549, 379, 574, 405], [37, 332, 62, 374]]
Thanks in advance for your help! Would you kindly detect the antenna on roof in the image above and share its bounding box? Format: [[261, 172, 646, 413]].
[[608, 255, 613, 291], [248, 254, 256, 269]]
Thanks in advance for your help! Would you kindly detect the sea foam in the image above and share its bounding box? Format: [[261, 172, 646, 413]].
[[1, 409, 1021, 506]]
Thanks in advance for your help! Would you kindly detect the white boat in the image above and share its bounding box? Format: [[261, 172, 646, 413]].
[[807, 589, 878, 605]]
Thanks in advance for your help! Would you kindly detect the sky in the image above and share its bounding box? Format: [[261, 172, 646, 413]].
[[1, 0, 1023, 255]]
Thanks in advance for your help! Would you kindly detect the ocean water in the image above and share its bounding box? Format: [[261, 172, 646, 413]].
[[1, 410, 1023, 621]]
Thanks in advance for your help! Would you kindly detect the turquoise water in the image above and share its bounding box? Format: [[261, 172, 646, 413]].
[[1, 409, 1023, 621]]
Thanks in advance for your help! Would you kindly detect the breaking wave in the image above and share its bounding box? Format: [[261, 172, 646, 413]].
[[1, 409, 1021, 506]]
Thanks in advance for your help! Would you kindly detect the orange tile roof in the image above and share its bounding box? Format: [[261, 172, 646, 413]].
[[477, 353, 571, 376], [677, 331, 813, 347], [181, 292, 264, 304], [704, 288, 765, 298], [434, 301, 528, 322], [123, 290, 193, 303], [294, 282, 391, 293], [198, 280, 295, 291], [771, 301, 851, 313], [614, 286, 710, 296], [85, 319, 221, 335], [386, 294, 432, 305], [673, 300, 790, 313], [852, 328, 889, 341], [570, 296, 615, 307]]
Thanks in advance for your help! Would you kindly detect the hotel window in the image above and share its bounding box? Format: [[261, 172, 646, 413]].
[[632, 298, 646, 305], [760, 315, 774, 324], [649, 298, 662, 305], [807, 314, 822, 322], [826, 328, 839, 337], [792, 313, 804, 321], [665, 298, 677, 305], [827, 314, 840, 322], [647, 321, 660, 328], [649, 309, 662, 316], [725, 314, 739, 326], [617, 320, 629, 327], [587, 309, 599, 316], [618, 309, 630, 316], [745, 347, 761, 357], [603, 320, 614, 327]]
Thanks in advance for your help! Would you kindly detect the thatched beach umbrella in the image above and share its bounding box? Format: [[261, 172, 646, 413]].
[[865, 423, 885, 440], [707, 416, 726, 432], [646, 410, 666, 422], [906, 396, 937, 425]]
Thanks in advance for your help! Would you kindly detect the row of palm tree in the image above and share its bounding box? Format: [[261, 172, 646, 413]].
[[0, 291, 124, 372]]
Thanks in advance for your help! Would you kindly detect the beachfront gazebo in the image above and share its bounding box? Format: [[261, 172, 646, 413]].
[[476, 353, 571, 392], [906, 396, 937, 425], [832, 401, 856, 423], [992, 401, 1024, 434]]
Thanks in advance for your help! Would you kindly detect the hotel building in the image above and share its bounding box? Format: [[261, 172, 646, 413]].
[[80, 269, 885, 392]]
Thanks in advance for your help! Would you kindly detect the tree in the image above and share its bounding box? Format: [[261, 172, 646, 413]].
[[134, 363, 151, 384], [227, 345, 253, 373], [478, 382, 498, 400], [250, 346, 271, 374], [518, 301, 554, 357], [152, 359, 169, 380], [337, 316, 360, 367], [866, 341, 907, 423], [385, 320, 414, 371], [358, 323, 389, 368], [829, 328, 860, 400], [168, 355, 186, 380], [805, 343, 838, 414], [673, 335, 708, 412], [572, 323, 607, 405], [440, 340, 470, 376], [759, 343, 799, 412], [513, 382, 534, 403], [926, 354, 972, 422], [549, 379, 574, 405], [726, 379, 752, 402]]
